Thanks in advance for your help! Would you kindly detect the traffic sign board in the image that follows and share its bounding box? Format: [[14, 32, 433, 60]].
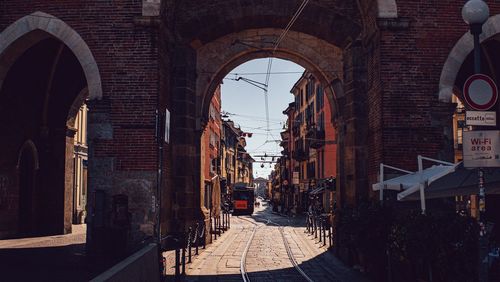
[[466, 111, 497, 126], [463, 74, 498, 110]]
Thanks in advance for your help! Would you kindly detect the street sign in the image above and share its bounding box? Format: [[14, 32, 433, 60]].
[[463, 130, 500, 167], [466, 111, 497, 126], [463, 74, 498, 110]]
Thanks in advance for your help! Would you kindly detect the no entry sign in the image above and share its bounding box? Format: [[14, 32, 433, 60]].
[[463, 74, 498, 110]]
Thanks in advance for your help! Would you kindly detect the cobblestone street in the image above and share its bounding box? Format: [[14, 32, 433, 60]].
[[182, 202, 368, 282]]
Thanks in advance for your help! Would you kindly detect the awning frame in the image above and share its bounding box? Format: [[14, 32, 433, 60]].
[[374, 155, 456, 214]]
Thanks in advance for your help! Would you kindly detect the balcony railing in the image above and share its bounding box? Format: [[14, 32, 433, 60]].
[[292, 149, 308, 161], [307, 128, 325, 149]]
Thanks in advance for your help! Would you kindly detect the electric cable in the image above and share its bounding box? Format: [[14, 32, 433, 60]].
[[262, 0, 310, 141]]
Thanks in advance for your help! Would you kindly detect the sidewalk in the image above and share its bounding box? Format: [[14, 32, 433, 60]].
[[0, 225, 105, 282]]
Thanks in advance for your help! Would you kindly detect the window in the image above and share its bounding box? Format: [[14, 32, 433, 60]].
[[319, 112, 324, 131], [316, 84, 324, 112], [204, 182, 212, 209], [209, 104, 216, 120], [306, 81, 313, 100], [209, 131, 218, 148]]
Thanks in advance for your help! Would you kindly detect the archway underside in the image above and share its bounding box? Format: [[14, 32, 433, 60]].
[[196, 28, 344, 126], [0, 36, 87, 238]]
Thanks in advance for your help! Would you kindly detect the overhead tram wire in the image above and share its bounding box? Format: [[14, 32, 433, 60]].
[[262, 0, 310, 141], [224, 0, 310, 164]]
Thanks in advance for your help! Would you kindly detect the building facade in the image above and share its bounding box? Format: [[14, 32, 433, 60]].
[[201, 85, 222, 224], [4, 0, 500, 257], [273, 71, 338, 215], [72, 104, 88, 224]]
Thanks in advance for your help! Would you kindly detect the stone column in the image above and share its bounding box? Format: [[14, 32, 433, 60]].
[[339, 39, 369, 207], [86, 98, 114, 253], [169, 43, 204, 234]]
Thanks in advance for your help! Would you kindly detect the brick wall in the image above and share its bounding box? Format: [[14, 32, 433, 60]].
[[0, 1, 161, 250], [377, 0, 500, 174]]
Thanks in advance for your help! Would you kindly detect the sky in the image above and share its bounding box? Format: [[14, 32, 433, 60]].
[[221, 58, 304, 179]]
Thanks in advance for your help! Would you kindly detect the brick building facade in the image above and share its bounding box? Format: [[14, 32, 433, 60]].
[[2, 0, 500, 257]]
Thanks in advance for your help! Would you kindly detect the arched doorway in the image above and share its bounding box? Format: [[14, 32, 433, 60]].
[[0, 12, 101, 238], [17, 141, 39, 236]]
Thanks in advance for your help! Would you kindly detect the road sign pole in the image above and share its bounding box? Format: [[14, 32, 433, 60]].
[[478, 167, 488, 282]]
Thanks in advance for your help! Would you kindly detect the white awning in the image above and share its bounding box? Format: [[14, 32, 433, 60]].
[[372, 156, 459, 213], [372, 163, 459, 198]]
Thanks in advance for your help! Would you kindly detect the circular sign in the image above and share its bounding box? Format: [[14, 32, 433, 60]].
[[463, 74, 498, 110]]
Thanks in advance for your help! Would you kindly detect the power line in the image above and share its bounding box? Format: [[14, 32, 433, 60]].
[[262, 0, 310, 142]]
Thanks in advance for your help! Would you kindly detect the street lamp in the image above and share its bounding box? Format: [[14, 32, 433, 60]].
[[462, 1, 490, 281], [462, 0, 490, 73]]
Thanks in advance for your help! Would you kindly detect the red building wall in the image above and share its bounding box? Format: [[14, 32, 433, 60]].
[[203, 85, 222, 181], [323, 92, 337, 179]]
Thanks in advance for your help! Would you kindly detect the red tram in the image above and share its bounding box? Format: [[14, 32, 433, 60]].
[[232, 186, 255, 215]]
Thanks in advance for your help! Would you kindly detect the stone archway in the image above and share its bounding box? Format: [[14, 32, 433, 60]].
[[165, 0, 373, 231], [0, 12, 101, 238], [0, 11, 102, 101], [196, 28, 343, 126]]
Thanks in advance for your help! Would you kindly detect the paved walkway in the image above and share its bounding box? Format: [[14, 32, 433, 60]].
[[182, 201, 369, 282], [0, 225, 106, 282]]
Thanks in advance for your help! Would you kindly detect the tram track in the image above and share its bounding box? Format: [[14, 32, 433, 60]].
[[238, 215, 314, 282]]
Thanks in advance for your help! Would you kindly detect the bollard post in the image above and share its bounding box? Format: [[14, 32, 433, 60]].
[[195, 223, 199, 255], [314, 217, 318, 239], [175, 248, 180, 278], [202, 222, 206, 249], [181, 244, 186, 275], [219, 215, 222, 232], [319, 218, 323, 243], [328, 224, 332, 247], [214, 215, 217, 240], [222, 212, 225, 231], [323, 219, 327, 246], [188, 227, 192, 263]]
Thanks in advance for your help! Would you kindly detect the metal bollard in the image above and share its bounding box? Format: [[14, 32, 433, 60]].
[[314, 217, 318, 239], [175, 248, 181, 278], [188, 227, 192, 263], [195, 223, 199, 255], [201, 222, 206, 249], [219, 215, 222, 232], [319, 219, 323, 243], [181, 244, 186, 275], [322, 220, 326, 246], [328, 225, 332, 247], [214, 216, 217, 240]]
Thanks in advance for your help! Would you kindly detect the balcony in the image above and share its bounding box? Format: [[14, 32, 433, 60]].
[[292, 149, 308, 161], [307, 128, 325, 149], [281, 149, 289, 158]]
